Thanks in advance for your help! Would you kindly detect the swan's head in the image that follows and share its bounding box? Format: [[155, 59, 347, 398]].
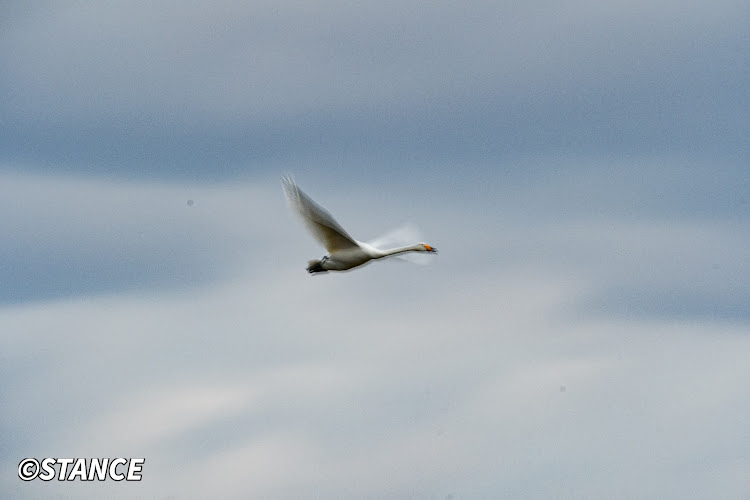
[[421, 243, 437, 253]]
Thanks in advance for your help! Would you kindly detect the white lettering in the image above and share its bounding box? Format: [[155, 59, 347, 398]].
[[109, 457, 127, 481]]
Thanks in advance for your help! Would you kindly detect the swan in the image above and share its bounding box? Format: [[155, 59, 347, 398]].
[[282, 176, 437, 273]]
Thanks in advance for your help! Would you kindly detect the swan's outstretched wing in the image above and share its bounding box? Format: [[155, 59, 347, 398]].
[[282, 176, 359, 252]]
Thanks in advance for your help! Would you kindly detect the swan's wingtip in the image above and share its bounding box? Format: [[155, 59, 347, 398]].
[[281, 175, 300, 202], [280, 174, 296, 188]]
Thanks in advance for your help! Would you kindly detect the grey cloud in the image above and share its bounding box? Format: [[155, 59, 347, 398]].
[[1, 1, 747, 176]]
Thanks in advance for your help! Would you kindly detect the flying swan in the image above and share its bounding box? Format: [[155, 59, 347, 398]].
[[282, 176, 437, 273]]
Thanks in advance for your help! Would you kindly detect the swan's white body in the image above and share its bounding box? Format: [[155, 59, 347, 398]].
[[282, 176, 437, 273]]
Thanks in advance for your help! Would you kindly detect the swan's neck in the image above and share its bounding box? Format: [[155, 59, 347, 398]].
[[377, 243, 424, 258]]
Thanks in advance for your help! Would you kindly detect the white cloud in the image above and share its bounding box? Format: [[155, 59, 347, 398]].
[[1, 171, 748, 498]]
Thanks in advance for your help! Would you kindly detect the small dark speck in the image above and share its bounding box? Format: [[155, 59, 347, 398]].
[[560, 385, 567, 392], [187, 199, 194, 207]]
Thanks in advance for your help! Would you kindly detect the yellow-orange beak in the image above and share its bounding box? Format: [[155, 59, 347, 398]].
[[424, 244, 437, 253]]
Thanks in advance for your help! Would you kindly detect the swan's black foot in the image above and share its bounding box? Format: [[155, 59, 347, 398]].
[[306, 260, 327, 273]]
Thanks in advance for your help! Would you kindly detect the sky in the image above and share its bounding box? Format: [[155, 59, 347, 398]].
[[1, 1, 749, 498]]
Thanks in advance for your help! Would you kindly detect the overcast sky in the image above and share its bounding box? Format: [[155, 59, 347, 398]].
[[1, 1, 749, 498]]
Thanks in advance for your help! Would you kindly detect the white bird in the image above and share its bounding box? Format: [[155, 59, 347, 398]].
[[282, 176, 437, 273]]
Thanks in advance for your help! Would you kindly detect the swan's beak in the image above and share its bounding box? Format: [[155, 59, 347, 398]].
[[424, 244, 437, 253]]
